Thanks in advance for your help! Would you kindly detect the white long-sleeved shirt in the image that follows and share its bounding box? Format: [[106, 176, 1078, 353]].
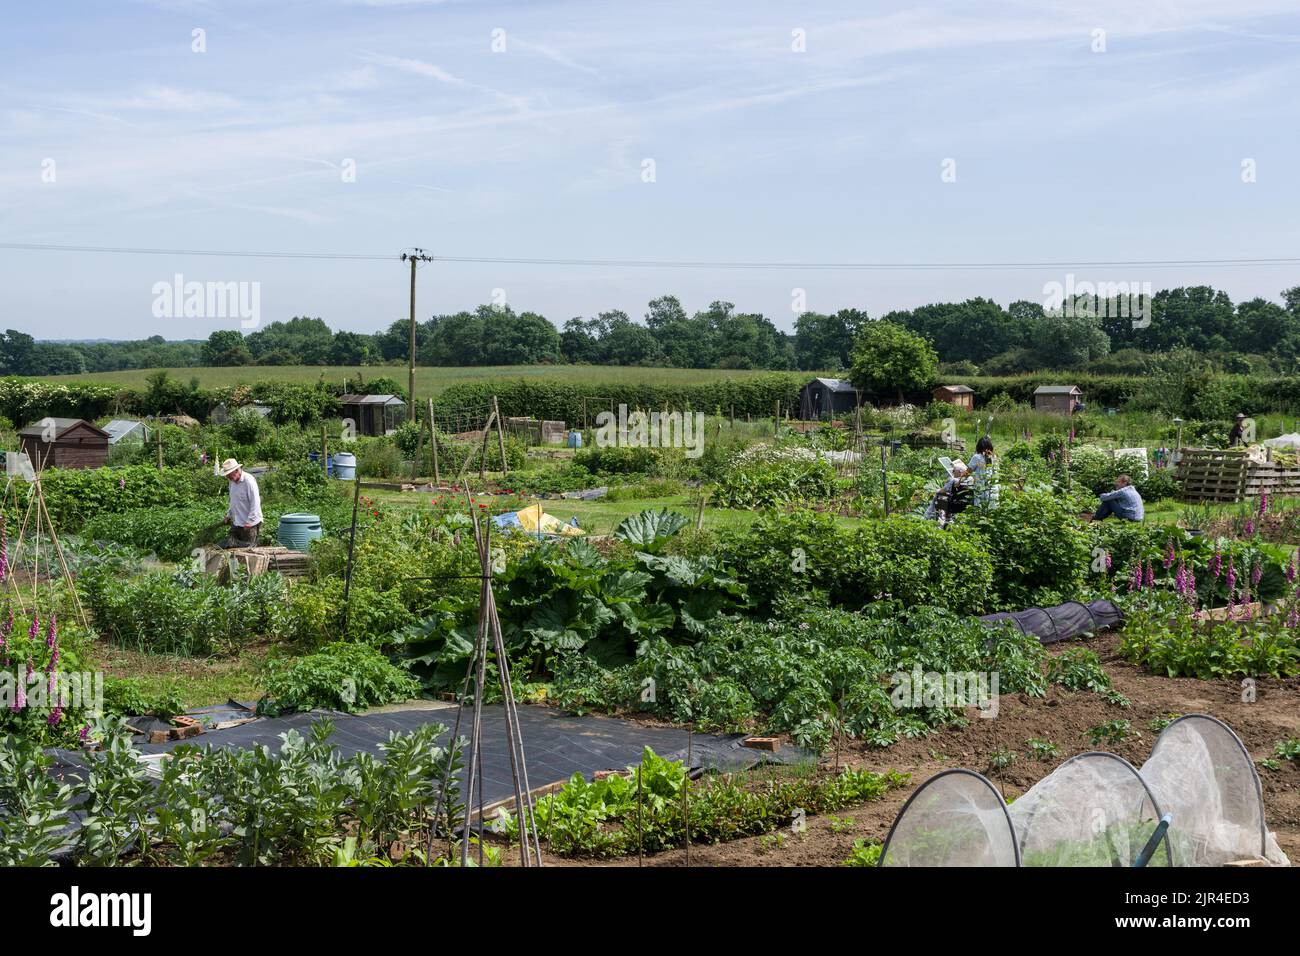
[[226, 471, 263, 527]]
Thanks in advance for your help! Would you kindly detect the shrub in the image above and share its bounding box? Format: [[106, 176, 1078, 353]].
[[1047, 648, 1112, 692], [284, 579, 414, 650], [532, 746, 908, 858], [1118, 594, 1300, 679], [719, 509, 841, 613], [959, 488, 1092, 609], [262, 643, 421, 713], [553, 603, 1045, 753], [81, 503, 227, 561], [836, 517, 993, 615], [713, 446, 839, 508], [81, 566, 287, 656], [721, 510, 994, 616], [102, 678, 186, 720], [355, 438, 403, 478], [575, 445, 662, 476], [0, 608, 96, 745], [0, 717, 464, 866], [11, 465, 217, 531]]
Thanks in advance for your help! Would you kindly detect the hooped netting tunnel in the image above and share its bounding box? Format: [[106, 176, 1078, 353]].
[[979, 598, 1124, 645], [880, 715, 1289, 867]]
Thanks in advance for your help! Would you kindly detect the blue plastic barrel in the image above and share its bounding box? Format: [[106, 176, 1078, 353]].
[[334, 451, 356, 480], [568, 431, 583, 449], [307, 451, 335, 476], [277, 513, 323, 551]]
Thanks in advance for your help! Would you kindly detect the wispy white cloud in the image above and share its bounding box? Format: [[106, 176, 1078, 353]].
[[511, 38, 600, 76], [5, 0, 1300, 338]]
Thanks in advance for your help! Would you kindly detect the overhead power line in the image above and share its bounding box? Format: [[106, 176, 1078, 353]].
[[0, 241, 393, 261], [0, 240, 1298, 271], [433, 254, 1300, 271]]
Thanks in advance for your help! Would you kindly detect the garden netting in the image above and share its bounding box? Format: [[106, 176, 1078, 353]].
[[879, 714, 1289, 867], [978, 598, 1123, 645], [879, 770, 1019, 867]]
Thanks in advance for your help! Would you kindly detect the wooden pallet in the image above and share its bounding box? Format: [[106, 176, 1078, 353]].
[[206, 545, 313, 580], [1177, 449, 1300, 503]]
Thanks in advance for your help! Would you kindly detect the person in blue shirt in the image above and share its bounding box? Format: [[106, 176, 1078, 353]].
[[1093, 474, 1144, 522]]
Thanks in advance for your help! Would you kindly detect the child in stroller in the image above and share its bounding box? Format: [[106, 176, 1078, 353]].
[[924, 461, 974, 526]]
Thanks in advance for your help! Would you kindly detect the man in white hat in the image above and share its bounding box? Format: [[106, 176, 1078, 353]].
[[220, 458, 262, 547]]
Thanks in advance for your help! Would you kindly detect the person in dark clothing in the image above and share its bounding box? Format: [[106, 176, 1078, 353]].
[[1228, 413, 1248, 447]]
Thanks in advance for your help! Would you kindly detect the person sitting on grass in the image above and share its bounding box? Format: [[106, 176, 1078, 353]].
[[1093, 474, 1144, 522]]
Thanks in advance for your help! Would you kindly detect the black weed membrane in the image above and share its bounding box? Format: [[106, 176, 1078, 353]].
[[879, 715, 1288, 867], [39, 703, 810, 863]]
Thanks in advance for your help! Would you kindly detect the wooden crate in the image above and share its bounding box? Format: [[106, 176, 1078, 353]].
[[1177, 449, 1300, 503]]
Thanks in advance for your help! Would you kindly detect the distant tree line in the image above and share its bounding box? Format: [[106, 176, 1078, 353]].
[[4, 285, 1299, 376]]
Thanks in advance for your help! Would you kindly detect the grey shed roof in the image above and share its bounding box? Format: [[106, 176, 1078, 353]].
[[937, 385, 974, 393], [809, 378, 857, 393], [1033, 385, 1082, 395], [339, 394, 406, 406], [18, 418, 109, 439], [103, 419, 149, 444]]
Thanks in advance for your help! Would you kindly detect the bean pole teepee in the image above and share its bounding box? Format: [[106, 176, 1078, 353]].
[[1, 445, 89, 629], [427, 482, 543, 867]]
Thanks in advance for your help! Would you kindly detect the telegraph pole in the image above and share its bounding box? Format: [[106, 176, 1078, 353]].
[[400, 249, 434, 412]]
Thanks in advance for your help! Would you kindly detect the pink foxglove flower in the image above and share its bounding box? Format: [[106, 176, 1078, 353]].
[[1244, 519, 1255, 536], [47, 706, 62, 727], [1209, 550, 1222, 578], [1251, 562, 1263, 588], [27, 613, 39, 641], [1259, 492, 1269, 515], [1163, 540, 1175, 570], [1144, 561, 1155, 588]]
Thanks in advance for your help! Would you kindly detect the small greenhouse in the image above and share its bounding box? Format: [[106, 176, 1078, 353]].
[[880, 715, 1288, 867]]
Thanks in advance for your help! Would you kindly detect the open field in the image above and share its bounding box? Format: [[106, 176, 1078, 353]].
[[39, 363, 811, 394]]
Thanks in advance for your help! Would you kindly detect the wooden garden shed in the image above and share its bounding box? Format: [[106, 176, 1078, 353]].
[[339, 394, 406, 437], [798, 378, 860, 420], [932, 385, 974, 410], [1033, 385, 1083, 414], [18, 418, 110, 470]]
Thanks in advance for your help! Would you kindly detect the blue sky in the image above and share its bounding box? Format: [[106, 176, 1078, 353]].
[[1, 0, 1299, 340]]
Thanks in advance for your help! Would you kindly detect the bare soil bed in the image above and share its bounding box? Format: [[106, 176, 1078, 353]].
[[534, 631, 1300, 868]]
